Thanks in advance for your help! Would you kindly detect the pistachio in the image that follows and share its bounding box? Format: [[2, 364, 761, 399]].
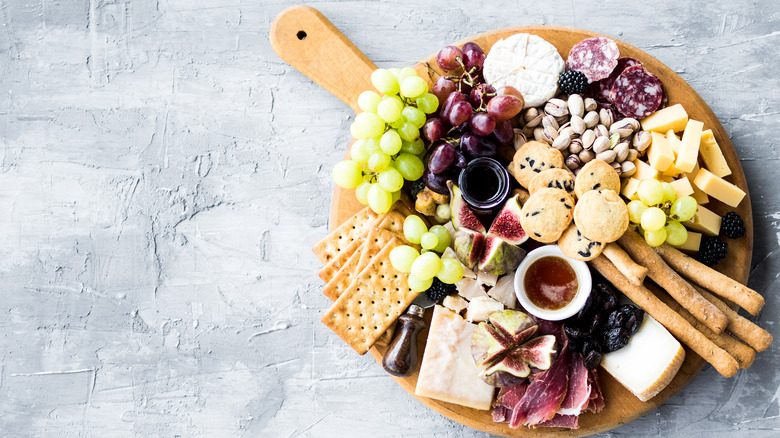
[[583, 111, 599, 128], [542, 114, 559, 132], [551, 131, 569, 150], [581, 129, 596, 150], [523, 124, 536, 138], [555, 114, 569, 126], [513, 129, 527, 151], [578, 149, 596, 163], [533, 127, 546, 143], [596, 149, 617, 163], [596, 124, 609, 138], [544, 98, 569, 118], [566, 154, 581, 170], [624, 118, 641, 131], [523, 107, 539, 124], [543, 125, 559, 144], [570, 115, 586, 135], [621, 160, 636, 177], [584, 97, 598, 112], [568, 94, 585, 118], [611, 161, 623, 175], [609, 133, 621, 148], [599, 108, 614, 128], [633, 130, 651, 152], [626, 149, 639, 162], [614, 141, 630, 162], [609, 118, 637, 138], [593, 136, 611, 154], [558, 125, 574, 139], [569, 138, 583, 154]]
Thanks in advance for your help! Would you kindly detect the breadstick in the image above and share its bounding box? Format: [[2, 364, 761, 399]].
[[617, 230, 728, 334], [693, 285, 773, 352], [653, 243, 765, 316], [602, 243, 648, 286], [655, 289, 755, 369], [590, 255, 739, 377]]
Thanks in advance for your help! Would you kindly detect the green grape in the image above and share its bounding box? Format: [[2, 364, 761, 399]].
[[377, 168, 404, 192], [391, 188, 400, 203], [350, 139, 370, 163], [397, 67, 417, 83], [670, 196, 698, 222], [420, 232, 439, 250], [644, 228, 668, 247], [400, 76, 428, 99], [403, 215, 428, 245], [388, 67, 401, 78], [390, 118, 406, 129], [364, 137, 381, 155], [627, 200, 649, 224], [367, 151, 391, 172], [398, 122, 420, 142], [407, 274, 433, 293], [377, 96, 404, 123], [640, 206, 667, 231], [394, 153, 424, 181], [379, 130, 402, 155], [354, 112, 386, 138], [358, 90, 381, 113], [637, 179, 664, 206], [371, 68, 400, 95], [355, 181, 371, 205], [401, 106, 426, 129], [410, 251, 443, 281], [437, 258, 464, 284], [429, 225, 452, 253], [332, 160, 363, 188], [664, 221, 688, 246], [389, 245, 420, 273], [367, 184, 393, 214], [415, 93, 439, 114], [401, 138, 425, 155], [661, 182, 677, 204], [350, 122, 362, 139]]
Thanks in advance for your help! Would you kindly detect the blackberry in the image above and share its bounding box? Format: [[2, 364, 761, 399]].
[[721, 212, 746, 239], [697, 237, 729, 267], [558, 70, 588, 95], [425, 278, 457, 302], [409, 179, 426, 200]]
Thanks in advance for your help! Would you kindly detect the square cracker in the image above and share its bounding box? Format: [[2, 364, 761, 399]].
[[312, 206, 380, 265], [322, 228, 401, 301], [318, 237, 364, 283], [321, 237, 420, 354]]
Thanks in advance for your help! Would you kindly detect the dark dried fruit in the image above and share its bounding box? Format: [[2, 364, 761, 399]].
[[583, 349, 603, 370], [581, 338, 600, 357], [601, 327, 629, 353], [564, 324, 587, 340]]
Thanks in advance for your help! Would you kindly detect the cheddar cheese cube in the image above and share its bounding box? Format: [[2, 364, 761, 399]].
[[674, 231, 702, 252], [666, 129, 682, 156], [675, 119, 703, 173], [621, 177, 641, 201], [641, 104, 689, 133], [685, 205, 721, 236], [648, 131, 675, 171], [633, 159, 659, 181], [699, 129, 732, 178], [669, 177, 694, 198], [693, 168, 745, 208]]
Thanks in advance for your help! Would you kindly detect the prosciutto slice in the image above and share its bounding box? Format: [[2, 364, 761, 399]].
[[558, 352, 591, 416], [537, 414, 580, 429], [492, 382, 528, 423], [509, 346, 570, 428], [586, 369, 605, 413]]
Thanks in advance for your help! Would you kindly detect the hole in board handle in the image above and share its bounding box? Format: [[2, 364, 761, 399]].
[[297, 30, 307, 40]]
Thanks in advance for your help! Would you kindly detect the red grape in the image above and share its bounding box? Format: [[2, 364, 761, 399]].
[[462, 42, 485, 71], [460, 132, 497, 157], [486, 95, 524, 120], [491, 119, 514, 145], [453, 150, 467, 168], [440, 92, 467, 121], [437, 45, 463, 71], [422, 118, 446, 142], [469, 113, 496, 136], [469, 83, 496, 108], [497, 85, 523, 99], [449, 101, 472, 126], [432, 77, 456, 105], [423, 168, 449, 194], [428, 142, 456, 174]]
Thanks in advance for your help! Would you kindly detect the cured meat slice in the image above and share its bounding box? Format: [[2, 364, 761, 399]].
[[509, 346, 570, 428], [609, 65, 665, 118], [566, 37, 620, 83], [593, 57, 642, 102], [558, 352, 591, 416], [586, 369, 605, 413], [492, 382, 529, 423], [537, 413, 580, 429]]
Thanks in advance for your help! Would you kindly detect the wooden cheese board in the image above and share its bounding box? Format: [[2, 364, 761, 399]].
[[271, 5, 754, 436]]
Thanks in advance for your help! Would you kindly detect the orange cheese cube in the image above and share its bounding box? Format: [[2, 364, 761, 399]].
[[674, 231, 702, 252], [685, 205, 721, 236], [666, 129, 682, 156], [699, 130, 732, 178], [633, 159, 659, 181], [641, 104, 689, 133], [648, 131, 675, 171], [693, 168, 745, 208], [675, 119, 703, 173], [669, 178, 694, 198], [621, 177, 641, 201]]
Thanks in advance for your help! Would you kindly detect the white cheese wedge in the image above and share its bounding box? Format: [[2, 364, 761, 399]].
[[466, 296, 504, 323], [482, 33, 565, 107], [487, 273, 518, 309], [442, 294, 469, 314], [476, 270, 498, 288], [600, 314, 685, 402], [456, 277, 490, 301], [415, 306, 495, 410]]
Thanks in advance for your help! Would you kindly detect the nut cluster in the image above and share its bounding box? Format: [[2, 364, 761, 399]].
[[513, 94, 651, 177]]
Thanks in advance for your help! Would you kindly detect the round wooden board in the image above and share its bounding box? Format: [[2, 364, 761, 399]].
[[272, 6, 754, 436]]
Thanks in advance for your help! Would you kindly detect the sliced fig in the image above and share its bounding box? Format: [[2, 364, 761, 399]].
[[453, 228, 486, 269], [487, 195, 528, 245], [481, 351, 531, 387], [471, 322, 512, 367], [517, 334, 557, 370], [447, 181, 486, 233], [488, 310, 537, 344], [477, 235, 527, 276]]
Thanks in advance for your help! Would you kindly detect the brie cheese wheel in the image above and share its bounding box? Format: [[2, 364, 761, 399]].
[[483, 33, 565, 108], [415, 306, 494, 410], [600, 313, 685, 402]]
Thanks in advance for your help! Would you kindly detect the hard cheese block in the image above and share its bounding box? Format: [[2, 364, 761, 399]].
[[600, 313, 685, 402], [415, 305, 494, 410], [675, 119, 704, 173], [674, 230, 702, 252], [641, 104, 689, 133], [699, 130, 732, 177], [685, 204, 722, 236], [693, 168, 745, 208], [647, 131, 675, 171]]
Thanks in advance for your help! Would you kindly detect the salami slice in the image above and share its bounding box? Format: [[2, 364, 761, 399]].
[[594, 57, 642, 102], [566, 37, 620, 83], [609, 65, 665, 119]]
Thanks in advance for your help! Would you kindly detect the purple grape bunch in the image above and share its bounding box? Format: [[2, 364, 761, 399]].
[[421, 42, 525, 194]]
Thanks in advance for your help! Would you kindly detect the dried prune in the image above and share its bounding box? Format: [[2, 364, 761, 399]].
[[601, 327, 629, 353], [565, 324, 587, 340], [583, 349, 603, 370], [586, 311, 603, 334]]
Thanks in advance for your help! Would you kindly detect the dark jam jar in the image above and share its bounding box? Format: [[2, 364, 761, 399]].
[[458, 157, 510, 215]]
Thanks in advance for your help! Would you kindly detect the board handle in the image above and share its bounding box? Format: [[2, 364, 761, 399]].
[[270, 5, 377, 114]]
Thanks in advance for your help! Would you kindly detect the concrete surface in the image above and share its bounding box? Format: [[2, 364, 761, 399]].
[[0, 0, 778, 436]]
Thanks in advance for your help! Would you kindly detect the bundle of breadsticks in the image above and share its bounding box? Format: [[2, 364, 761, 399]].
[[589, 227, 772, 377]]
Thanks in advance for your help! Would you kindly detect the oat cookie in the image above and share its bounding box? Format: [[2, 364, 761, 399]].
[[558, 223, 604, 261], [519, 188, 574, 243], [574, 159, 620, 199], [512, 141, 564, 189], [573, 189, 629, 243], [529, 168, 575, 196]]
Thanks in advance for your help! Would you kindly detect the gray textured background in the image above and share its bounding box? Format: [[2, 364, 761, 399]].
[[0, 0, 778, 436]]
